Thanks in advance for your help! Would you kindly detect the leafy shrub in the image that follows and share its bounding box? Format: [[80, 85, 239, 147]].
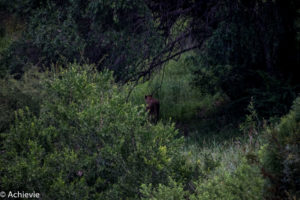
[[140, 177, 187, 200], [130, 53, 237, 140], [140, 158, 264, 200], [259, 97, 300, 199], [0, 64, 184, 199], [0, 67, 46, 132], [192, 158, 264, 200], [0, 0, 164, 82], [191, 4, 299, 119], [249, 71, 298, 117]]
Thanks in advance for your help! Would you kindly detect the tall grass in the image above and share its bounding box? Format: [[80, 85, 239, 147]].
[[129, 52, 242, 143], [129, 53, 263, 186], [130, 52, 203, 121], [183, 135, 258, 175]]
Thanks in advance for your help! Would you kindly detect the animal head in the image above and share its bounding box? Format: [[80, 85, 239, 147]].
[[145, 95, 153, 102]]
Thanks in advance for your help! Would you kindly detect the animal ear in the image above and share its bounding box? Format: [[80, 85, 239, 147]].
[[145, 95, 147, 99]]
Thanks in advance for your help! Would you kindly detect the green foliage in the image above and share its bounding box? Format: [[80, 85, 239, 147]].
[[193, 54, 298, 119], [0, 1, 298, 199], [130, 53, 203, 121], [191, 0, 299, 118], [0, 36, 12, 76], [250, 71, 299, 117], [0, 0, 164, 81], [140, 177, 187, 200], [130, 53, 240, 142], [140, 155, 264, 200], [192, 158, 264, 200], [0, 36, 12, 55], [0, 67, 46, 132], [239, 97, 261, 146], [140, 123, 266, 200], [0, 64, 184, 199], [258, 97, 300, 199]]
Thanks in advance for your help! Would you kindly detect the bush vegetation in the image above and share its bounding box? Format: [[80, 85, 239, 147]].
[[259, 97, 300, 199], [0, 0, 299, 199], [0, 65, 185, 199], [0, 63, 298, 199], [0, 67, 46, 132], [130, 53, 203, 122]]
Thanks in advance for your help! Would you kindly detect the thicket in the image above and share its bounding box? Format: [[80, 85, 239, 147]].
[[1, 64, 298, 199], [191, 0, 300, 118], [0, 67, 46, 132], [0, 0, 299, 199], [1, 65, 255, 199], [259, 97, 300, 199], [0, 0, 299, 122], [1, 1, 298, 117], [129, 52, 234, 141], [140, 97, 300, 200], [0, 0, 164, 81], [130, 53, 203, 122], [0, 65, 185, 199]]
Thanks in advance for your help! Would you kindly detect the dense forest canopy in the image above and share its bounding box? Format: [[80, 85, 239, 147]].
[[0, 0, 299, 199], [1, 0, 299, 116]]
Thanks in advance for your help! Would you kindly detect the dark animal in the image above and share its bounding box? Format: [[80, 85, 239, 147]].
[[145, 95, 160, 123]]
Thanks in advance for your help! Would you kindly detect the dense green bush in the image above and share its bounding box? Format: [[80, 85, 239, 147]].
[[0, 0, 164, 81], [192, 158, 264, 200], [140, 177, 187, 200], [259, 97, 300, 199], [0, 1, 298, 199], [191, 1, 299, 118], [0, 67, 46, 132], [0, 64, 184, 199], [140, 156, 264, 200]]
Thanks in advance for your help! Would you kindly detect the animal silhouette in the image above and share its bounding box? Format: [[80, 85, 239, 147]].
[[145, 95, 160, 123]]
